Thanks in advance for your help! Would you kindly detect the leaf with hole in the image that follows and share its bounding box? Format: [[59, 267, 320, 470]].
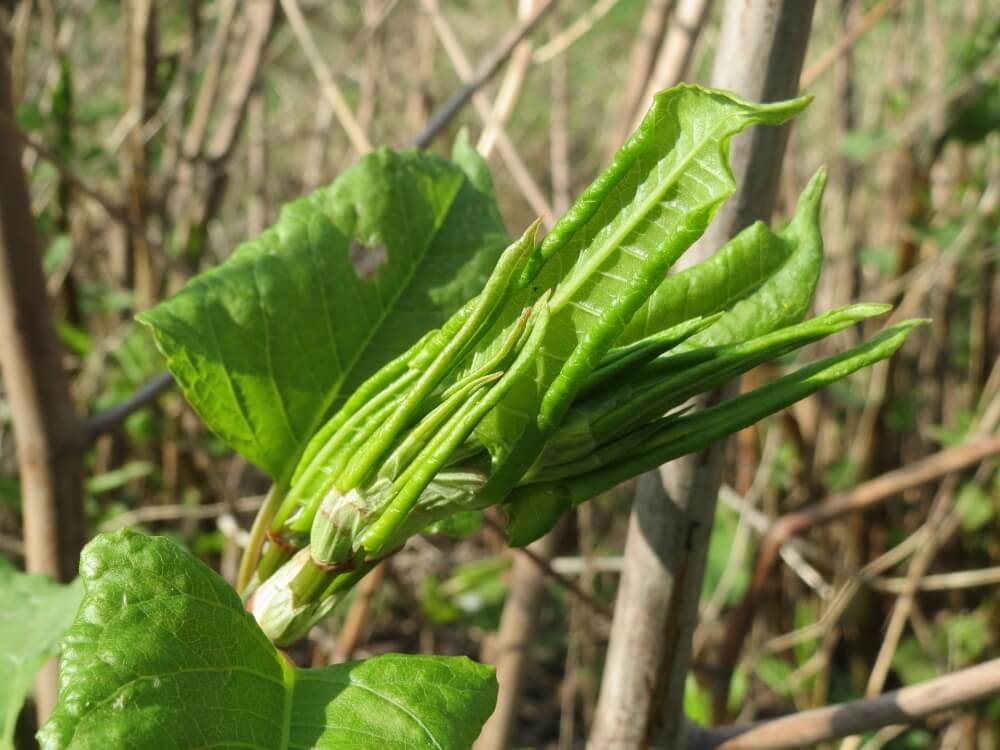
[[139, 147, 508, 485]]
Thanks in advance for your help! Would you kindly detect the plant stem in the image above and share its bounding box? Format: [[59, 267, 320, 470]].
[[588, 2, 817, 746], [0, 34, 87, 723], [236, 485, 285, 594]]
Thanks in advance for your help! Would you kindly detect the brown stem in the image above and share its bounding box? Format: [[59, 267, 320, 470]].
[[608, 0, 675, 156], [474, 526, 563, 750], [630, 0, 713, 133], [0, 34, 87, 721], [476, 0, 540, 157], [686, 658, 1000, 750], [420, 0, 554, 223], [716, 433, 1000, 711], [278, 0, 371, 155], [82, 371, 174, 439], [799, 0, 901, 89], [485, 516, 612, 620], [333, 561, 386, 662], [0, 109, 158, 250], [549, 20, 572, 216], [589, 2, 817, 745], [173, 0, 276, 266], [411, 0, 558, 149], [120, 0, 159, 308]]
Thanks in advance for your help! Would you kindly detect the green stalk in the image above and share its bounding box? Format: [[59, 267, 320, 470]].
[[235, 485, 286, 595], [379, 372, 501, 481], [276, 369, 420, 531], [286, 385, 412, 533], [289, 334, 427, 487], [442, 306, 532, 398], [361, 392, 490, 555]]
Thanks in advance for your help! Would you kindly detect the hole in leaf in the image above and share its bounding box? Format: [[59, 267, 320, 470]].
[[349, 240, 388, 280]]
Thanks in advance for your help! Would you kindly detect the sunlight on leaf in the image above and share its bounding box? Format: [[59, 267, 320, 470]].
[[39, 531, 496, 750]]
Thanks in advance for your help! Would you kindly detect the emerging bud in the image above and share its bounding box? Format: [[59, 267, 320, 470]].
[[247, 548, 315, 645], [311, 484, 388, 566]]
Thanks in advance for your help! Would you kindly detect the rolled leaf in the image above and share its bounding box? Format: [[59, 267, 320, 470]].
[[619, 167, 828, 347], [505, 320, 924, 545], [473, 86, 811, 503]]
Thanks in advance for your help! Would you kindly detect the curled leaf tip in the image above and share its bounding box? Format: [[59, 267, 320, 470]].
[[857, 302, 893, 316], [751, 92, 814, 124], [789, 166, 829, 230], [525, 216, 544, 242]]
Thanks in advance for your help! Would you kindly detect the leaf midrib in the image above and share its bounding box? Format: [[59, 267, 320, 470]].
[[549, 110, 738, 313]]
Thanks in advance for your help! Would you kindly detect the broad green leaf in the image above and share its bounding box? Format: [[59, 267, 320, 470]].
[[0, 568, 82, 749], [139, 149, 508, 484], [620, 167, 828, 348], [39, 530, 497, 750], [473, 86, 811, 502]]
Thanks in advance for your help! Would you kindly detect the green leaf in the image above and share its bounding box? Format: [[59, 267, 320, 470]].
[[85, 461, 155, 496], [505, 320, 924, 545], [0, 568, 82, 749], [450, 129, 496, 198], [956, 482, 994, 532], [620, 167, 827, 347], [475, 85, 811, 501], [139, 149, 508, 484], [544, 304, 888, 465], [39, 530, 497, 750], [575, 321, 924, 495], [686, 166, 827, 347], [755, 656, 794, 698], [684, 675, 712, 727]]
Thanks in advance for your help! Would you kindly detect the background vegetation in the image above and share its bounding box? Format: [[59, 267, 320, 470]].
[[1, 0, 998, 747]]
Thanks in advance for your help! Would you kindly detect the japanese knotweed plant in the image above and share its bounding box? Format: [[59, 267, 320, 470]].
[[39, 86, 923, 750]]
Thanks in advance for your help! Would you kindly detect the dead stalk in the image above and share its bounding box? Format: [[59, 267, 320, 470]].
[[608, 0, 674, 157], [589, 1, 817, 742], [686, 658, 1000, 750], [477, 0, 539, 157], [419, 0, 555, 223], [474, 528, 562, 750], [278, 0, 372, 155], [717, 433, 1000, 713], [631, 0, 713, 133], [0, 34, 87, 722]]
